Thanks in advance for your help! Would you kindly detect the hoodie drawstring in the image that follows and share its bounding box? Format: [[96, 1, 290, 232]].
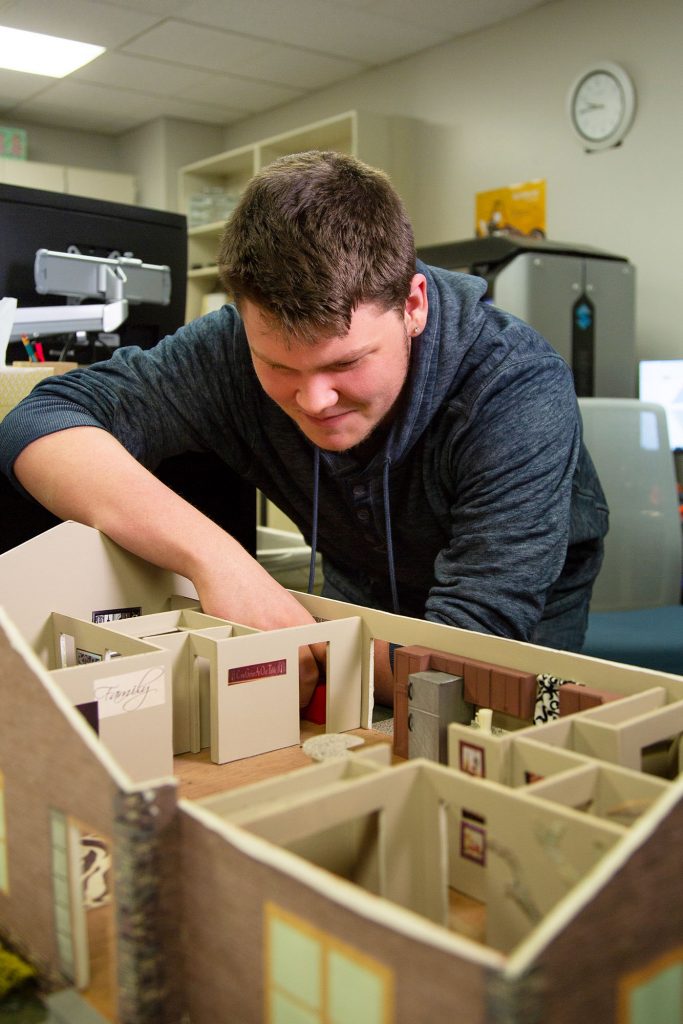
[[307, 447, 320, 594], [308, 449, 400, 616], [382, 456, 400, 615]]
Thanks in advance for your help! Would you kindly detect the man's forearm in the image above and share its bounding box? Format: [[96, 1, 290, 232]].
[[13, 427, 316, 633]]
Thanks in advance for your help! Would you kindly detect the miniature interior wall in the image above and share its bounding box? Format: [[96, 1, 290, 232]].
[[0, 523, 367, 768], [46, 612, 175, 781], [197, 756, 625, 954]]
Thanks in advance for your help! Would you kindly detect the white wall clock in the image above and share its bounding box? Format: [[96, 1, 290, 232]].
[[567, 62, 636, 152]]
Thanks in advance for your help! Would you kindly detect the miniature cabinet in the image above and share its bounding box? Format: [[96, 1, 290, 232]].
[[178, 109, 421, 322]]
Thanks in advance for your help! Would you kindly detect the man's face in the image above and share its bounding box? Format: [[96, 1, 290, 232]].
[[243, 284, 425, 452]]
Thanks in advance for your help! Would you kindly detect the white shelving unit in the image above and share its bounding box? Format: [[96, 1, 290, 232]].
[[178, 110, 420, 323]]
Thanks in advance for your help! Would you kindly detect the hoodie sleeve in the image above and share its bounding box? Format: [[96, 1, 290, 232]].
[[0, 306, 255, 490], [424, 349, 581, 641]]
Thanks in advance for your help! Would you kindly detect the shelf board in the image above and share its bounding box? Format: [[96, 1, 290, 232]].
[[188, 220, 226, 237], [188, 266, 220, 279]]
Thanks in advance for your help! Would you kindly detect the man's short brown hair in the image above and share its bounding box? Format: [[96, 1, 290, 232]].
[[217, 150, 416, 341]]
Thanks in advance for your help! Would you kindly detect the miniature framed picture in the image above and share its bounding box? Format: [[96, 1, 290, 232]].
[[77, 648, 102, 665], [459, 740, 485, 778], [461, 821, 486, 865]]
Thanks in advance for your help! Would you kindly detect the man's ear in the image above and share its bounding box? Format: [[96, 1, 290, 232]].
[[404, 274, 428, 336]]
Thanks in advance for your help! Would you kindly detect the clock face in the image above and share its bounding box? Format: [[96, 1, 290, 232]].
[[568, 62, 636, 150], [573, 71, 624, 141]]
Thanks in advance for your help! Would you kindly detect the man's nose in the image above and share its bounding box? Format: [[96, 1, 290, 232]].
[[295, 375, 338, 414]]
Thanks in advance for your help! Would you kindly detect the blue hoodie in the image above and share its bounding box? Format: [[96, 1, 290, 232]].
[[0, 262, 608, 645]]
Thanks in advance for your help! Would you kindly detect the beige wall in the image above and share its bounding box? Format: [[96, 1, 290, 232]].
[[119, 118, 224, 211]]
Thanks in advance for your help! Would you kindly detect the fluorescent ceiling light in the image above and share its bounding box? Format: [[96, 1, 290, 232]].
[[0, 26, 105, 78]]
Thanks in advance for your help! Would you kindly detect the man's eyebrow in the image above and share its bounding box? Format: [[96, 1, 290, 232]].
[[248, 347, 291, 370], [249, 344, 375, 371]]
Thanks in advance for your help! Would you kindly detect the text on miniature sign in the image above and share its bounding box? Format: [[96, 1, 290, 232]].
[[94, 667, 166, 717], [228, 659, 287, 685]]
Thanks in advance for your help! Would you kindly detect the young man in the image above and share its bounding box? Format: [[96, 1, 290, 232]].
[[0, 151, 608, 705]]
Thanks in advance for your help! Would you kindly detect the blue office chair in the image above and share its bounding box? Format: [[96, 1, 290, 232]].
[[579, 399, 683, 674]]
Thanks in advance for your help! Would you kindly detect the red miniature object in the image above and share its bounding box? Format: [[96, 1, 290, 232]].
[[302, 681, 327, 724]]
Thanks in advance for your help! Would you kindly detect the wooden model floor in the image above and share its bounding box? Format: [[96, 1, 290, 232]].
[[173, 722, 392, 799], [449, 890, 487, 945]]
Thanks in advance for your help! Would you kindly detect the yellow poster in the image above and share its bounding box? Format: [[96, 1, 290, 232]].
[[475, 179, 546, 239]]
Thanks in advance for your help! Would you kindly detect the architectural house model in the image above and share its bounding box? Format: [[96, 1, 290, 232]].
[[0, 522, 682, 1024]]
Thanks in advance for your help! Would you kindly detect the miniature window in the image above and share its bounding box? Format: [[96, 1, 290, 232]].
[[265, 901, 394, 1024], [50, 809, 76, 980], [618, 947, 683, 1024], [0, 771, 8, 893]]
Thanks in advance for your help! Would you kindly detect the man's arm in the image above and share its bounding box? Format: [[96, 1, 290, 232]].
[[15, 427, 323, 703]]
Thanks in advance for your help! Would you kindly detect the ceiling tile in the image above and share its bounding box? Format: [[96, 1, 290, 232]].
[[369, 0, 549, 33], [70, 52, 212, 97], [0, 68, 54, 104], [11, 99, 143, 135], [147, 95, 244, 125], [180, 73, 305, 113], [121, 20, 274, 71], [94, 0, 190, 14], [13, 78, 244, 133], [239, 45, 366, 90], [184, 0, 444, 63], [0, 0, 159, 47]]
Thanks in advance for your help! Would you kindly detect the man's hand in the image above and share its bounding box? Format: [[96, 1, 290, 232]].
[[15, 427, 325, 706]]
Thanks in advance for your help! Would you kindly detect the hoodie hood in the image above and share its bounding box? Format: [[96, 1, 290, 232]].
[[307, 262, 490, 610]]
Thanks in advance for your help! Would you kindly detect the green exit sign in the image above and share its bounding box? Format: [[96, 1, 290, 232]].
[[0, 126, 27, 159]]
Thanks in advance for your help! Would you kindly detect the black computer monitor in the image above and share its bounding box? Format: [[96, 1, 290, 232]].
[[0, 182, 188, 363], [0, 183, 256, 555]]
